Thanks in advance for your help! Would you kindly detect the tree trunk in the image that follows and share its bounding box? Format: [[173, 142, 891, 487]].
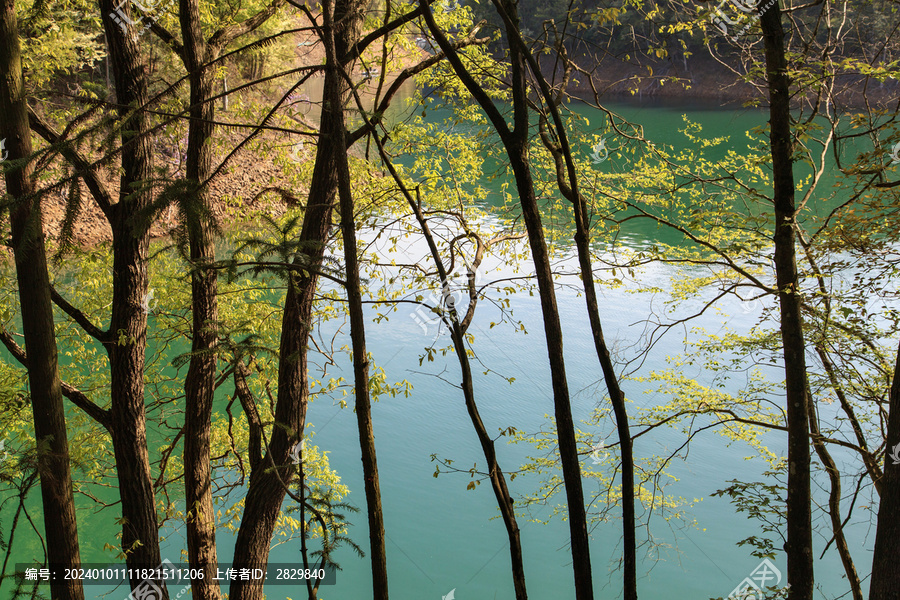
[[569, 170, 636, 600], [869, 340, 900, 599], [759, 4, 814, 598], [806, 402, 862, 600], [179, 0, 221, 595], [418, 216, 529, 600], [101, 1, 168, 594], [493, 4, 595, 596], [0, 3, 85, 599], [358, 106, 529, 597], [507, 144, 594, 600], [421, 2, 594, 596], [229, 2, 367, 598], [335, 87, 390, 600], [509, 19, 637, 595]]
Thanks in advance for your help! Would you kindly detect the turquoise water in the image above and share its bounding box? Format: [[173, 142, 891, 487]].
[[1, 98, 877, 600]]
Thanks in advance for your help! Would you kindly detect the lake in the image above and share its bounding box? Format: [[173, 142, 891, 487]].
[[0, 95, 874, 600]]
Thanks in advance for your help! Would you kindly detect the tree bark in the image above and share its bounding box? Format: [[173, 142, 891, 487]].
[[229, 2, 366, 598], [0, 3, 85, 599], [759, 4, 814, 598], [100, 1, 168, 594], [171, 0, 286, 594], [567, 170, 636, 600], [565, 156, 637, 600], [869, 339, 900, 599], [179, 0, 221, 595], [505, 134, 594, 600]]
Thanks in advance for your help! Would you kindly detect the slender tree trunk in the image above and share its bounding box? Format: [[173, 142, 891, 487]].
[[179, 0, 221, 596], [799, 254, 861, 599], [0, 4, 85, 599], [334, 92, 390, 600], [869, 339, 900, 598], [229, 2, 366, 598], [501, 34, 594, 600], [760, 4, 813, 598], [417, 216, 529, 600], [357, 104, 529, 597], [100, 1, 168, 594], [495, 4, 594, 596], [569, 184, 636, 600], [507, 149, 594, 600], [806, 401, 862, 600], [421, 2, 594, 596], [510, 19, 637, 593]]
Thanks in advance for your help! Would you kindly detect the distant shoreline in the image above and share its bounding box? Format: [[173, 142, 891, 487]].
[[557, 52, 899, 110]]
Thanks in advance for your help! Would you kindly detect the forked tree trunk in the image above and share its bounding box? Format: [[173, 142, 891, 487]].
[[569, 188, 636, 600], [506, 18, 637, 594], [176, 0, 286, 594], [759, 4, 814, 598], [806, 401, 862, 600], [418, 218, 529, 600], [229, 2, 367, 598], [421, 2, 594, 596], [505, 135, 594, 600], [355, 97, 528, 597], [0, 3, 85, 599]]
